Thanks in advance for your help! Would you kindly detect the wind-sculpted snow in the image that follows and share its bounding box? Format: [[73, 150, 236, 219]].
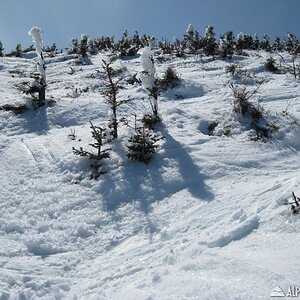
[[0, 50, 300, 299]]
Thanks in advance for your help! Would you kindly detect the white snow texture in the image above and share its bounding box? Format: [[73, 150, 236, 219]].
[[0, 35, 300, 300]]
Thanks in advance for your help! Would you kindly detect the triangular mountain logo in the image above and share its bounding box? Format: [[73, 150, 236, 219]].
[[270, 285, 285, 297]]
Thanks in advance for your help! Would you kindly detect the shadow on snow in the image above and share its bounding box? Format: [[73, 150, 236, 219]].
[[97, 124, 214, 212]]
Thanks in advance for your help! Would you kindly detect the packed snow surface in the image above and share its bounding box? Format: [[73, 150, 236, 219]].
[[1, 49, 300, 299]]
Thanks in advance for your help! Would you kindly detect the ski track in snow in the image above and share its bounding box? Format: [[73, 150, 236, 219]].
[[1, 51, 300, 299]]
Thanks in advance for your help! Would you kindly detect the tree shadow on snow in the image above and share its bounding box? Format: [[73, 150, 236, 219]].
[[22, 105, 49, 134], [98, 124, 214, 212]]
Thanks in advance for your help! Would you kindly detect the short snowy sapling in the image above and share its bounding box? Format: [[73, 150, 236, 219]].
[[277, 51, 300, 79], [265, 57, 278, 72], [28, 26, 46, 104], [72, 121, 111, 178], [126, 115, 163, 163], [158, 66, 180, 90], [14, 44, 22, 58], [229, 82, 278, 140], [101, 58, 129, 139], [140, 47, 160, 122], [284, 192, 300, 215]]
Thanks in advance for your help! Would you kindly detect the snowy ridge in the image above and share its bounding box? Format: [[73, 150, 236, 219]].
[[1, 50, 300, 299]]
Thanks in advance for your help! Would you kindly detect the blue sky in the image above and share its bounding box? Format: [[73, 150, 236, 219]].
[[0, 0, 299, 51]]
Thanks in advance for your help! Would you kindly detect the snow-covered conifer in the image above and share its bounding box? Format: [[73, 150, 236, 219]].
[[260, 34, 271, 51], [273, 37, 284, 52], [286, 33, 299, 54], [236, 32, 245, 54], [219, 31, 235, 59], [127, 126, 162, 163], [0, 41, 4, 57], [88, 38, 97, 55], [101, 58, 129, 139], [28, 26, 46, 103], [184, 24, 195, 53], [203, 25, 218, 57], [140, 47, 159, 120], [80, 34, 88, 57], [253, 33, 260, 50], [15, 44, 22, 57], [186, 24, 194, 44], [69, 37, 79, 54]]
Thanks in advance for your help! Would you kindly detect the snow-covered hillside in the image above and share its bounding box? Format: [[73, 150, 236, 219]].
[[1, 49, 300, 299]]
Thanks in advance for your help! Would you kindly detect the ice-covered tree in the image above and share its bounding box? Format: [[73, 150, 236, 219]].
[[286, 33, 299, 54], [15, 44, 22, 57], [69, 37, 79, 54], [88, 38, 97, 55], [0, 41, 4, 57], [273, 37, 284, 52], [253, 33, 260, 50], [260, 34, 271, 51], [219, 31, 235, 59], [184, 24, 195, 53], [203, 25, 218, 57], [236, 32, 245, 54], [28, 26, 46, 103], [80, 34, 88, 57], [140, 47, 159, 121]]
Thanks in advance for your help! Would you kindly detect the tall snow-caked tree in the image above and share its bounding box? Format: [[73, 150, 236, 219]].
[[140, 47, 159, 121], [28, 26, 46, 103]]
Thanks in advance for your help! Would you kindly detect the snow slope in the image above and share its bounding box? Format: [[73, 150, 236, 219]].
[[1, 49, 300, 299]]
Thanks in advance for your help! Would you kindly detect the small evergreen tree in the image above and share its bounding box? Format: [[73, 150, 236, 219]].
[[28, 27, 46, 105], [0, 41, 4, 57], [79, 34, 88, 57], [69, 37, 79, 54], [265, 57, 278, 72], [126, 116, 163, 163], [73, 121, 110, 178], [15, 44, 22, 57], [88, 39, 97, 55], [285, 33, 300, 55], [273, 37, 284, 52], [252, 33, 260, 50], [243, 34, 253, 50], [260, 34, 271, 51], [184, 24, 195, 53], [101, 58, 129, 139], [127, 127, 161, 163], [203, 25, 218, 57], [235, 32, 245, 54], [219, 31, 235, 59], [44, 43, 58, 56]]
